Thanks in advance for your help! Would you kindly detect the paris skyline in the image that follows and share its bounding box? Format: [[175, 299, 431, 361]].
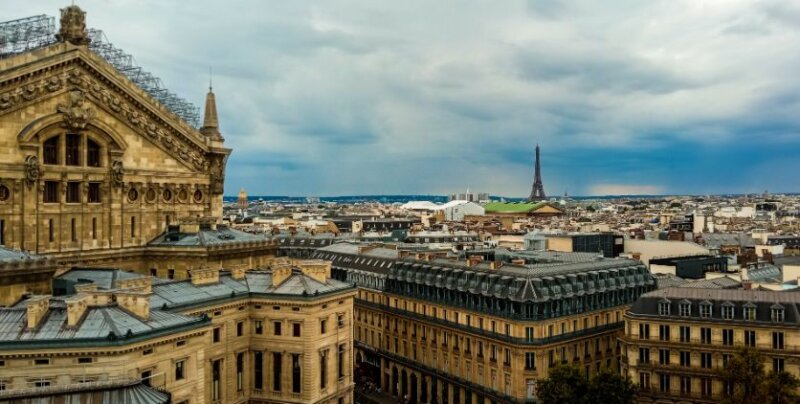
[[5, 0, 800, 197]]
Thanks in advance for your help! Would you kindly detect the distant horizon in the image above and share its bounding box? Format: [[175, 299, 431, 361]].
[[223, 192, 798, 201]]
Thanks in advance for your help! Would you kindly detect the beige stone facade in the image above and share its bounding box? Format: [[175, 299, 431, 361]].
[[0, 262, 356, 404]]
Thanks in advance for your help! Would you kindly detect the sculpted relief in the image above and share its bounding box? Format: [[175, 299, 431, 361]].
[[57, 89, 95, 131]]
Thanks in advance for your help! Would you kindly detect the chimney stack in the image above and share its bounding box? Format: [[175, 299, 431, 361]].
[[25, 295, 50, 330]]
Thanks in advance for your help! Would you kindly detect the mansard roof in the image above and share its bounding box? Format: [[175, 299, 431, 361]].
[[629, 287, 800, 324]]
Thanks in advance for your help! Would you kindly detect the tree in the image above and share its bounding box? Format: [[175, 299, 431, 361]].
[[764, 371, 800, 404], [537, 365, 588, 404], [588, 369, 636, 404], [537, 365, 635, 404], [718, 348, 767, 403]]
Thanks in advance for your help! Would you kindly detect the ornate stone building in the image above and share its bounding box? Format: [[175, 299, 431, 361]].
[[0, 260, 356, 404], [312, 243, 656, 404], [0, 6, 279, 303]]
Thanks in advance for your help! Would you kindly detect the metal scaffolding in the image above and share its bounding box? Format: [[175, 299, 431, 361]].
[[0, 15, 201, 128]]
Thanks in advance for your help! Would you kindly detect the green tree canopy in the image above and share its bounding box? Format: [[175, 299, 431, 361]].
[[718, 348, 800, 404], [537, 365, 635, 404]]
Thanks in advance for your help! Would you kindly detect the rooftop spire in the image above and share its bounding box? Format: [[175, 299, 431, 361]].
[[200, 81, 224, 141]]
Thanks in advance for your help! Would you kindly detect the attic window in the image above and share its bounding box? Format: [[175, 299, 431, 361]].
[[722, 304, 734, 320], [699, 302, 712, 318], [743, 304, 756, 321], [658, 301, 670, 316], [678, 302, 691, 317], [772, 306, 785, 323]]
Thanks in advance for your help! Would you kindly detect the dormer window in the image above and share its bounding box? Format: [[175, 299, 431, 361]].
[[721, 303, 734, 320], [700, 301, 712, 318], [679, 301, 691, 317], [771, 305, 785, 323], [743, 303, 756, 321], [658, 300, 670, 316]]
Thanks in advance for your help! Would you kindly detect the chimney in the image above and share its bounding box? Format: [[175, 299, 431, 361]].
[[296, 259, 330, 283], [230, 264, 247, 280], [272, 265, 293, 287], [742, 281, 752, 290], [116, 276, 152, 294], [25, 295, 50, 330], [489, 261, 503, 270], [467, 256, 483, 267], [65, 295, 89, 328], [190, 267, 220, 286], [115, 292, 151, 320]]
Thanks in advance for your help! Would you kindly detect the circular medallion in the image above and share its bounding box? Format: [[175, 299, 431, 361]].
[[127, 187, 139, 202]]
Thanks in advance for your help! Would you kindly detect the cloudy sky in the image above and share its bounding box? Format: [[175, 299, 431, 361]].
[[6, 1, 800, 197]]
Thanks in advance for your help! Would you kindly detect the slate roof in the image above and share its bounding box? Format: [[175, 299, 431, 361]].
[[0, 299, 204, 347], [629, 287, 800, 324], [149, 270, 353, 310], [58, 268, 144, 290], [0, 246, 46, 263], [148, 225, 268, 247], [0, 379, 170, 403]]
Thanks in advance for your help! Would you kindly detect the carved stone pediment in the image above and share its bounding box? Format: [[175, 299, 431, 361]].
[[0, 55, 222, 173], [57, 89, 95, 131]]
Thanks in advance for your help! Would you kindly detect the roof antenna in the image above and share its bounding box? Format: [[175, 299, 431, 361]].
[[208, 66, 213, 91]]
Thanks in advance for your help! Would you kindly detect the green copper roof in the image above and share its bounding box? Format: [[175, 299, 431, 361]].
[[482, 201, 549, 213]]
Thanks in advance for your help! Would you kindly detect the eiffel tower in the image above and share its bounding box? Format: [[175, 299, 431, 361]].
[[528, 144, 546, 201]]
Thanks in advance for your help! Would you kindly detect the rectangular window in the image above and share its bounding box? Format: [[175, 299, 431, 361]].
[[66, 182, 80, 203], [659, 349, 670, 365], [659, 374, 670, 393], [48, 219, 54, 242], [773, 358, 785, 373], [680, 376, 692, 394], [772, 308, 785, 323], [254, 352, 263, 390], [338, 314, 345, 328], [700, 304, 711, 318], [744, 330, 756, 347], [504, 348, 511, 366], [91, 217, 97, 239], [212, 359, 222, 401], [659, 325, 670, 341], [236, 352, 244, 392], [701, 352, 712, 369], [773, 332, 785, 350], [292, 354, 301, 393], [679, 351, 691, 367], [338, 344, 346, 379], [701, 378, 712, 397], [701, 327, 712, 344], [88, 183, 101, 203], [293, 323, 301, 337], [213, 327, 221, 343], [43, 137, 59, 164], [525, 352, 536, 370], [44, 181, 59, 203], [273, 352, 282, 391], [87, 140, 101, 167], [525, 327, 534, 342], [175, 359, 185, 380], [722, 305, 734, 320], [130, 216, 136, 238], [70, 218, 77, 242], [274, 322, 282, 336], [723, 329, 734, 346], [320, 319, 327, 334], [679, 326, 691, 342], [638, 347, 650, 364], [66, 134, 81, 166], [237, 321, 244, 337], [639, 323, 650, 340], [255, 320, 263, 335], [639, 372, 650, 390]]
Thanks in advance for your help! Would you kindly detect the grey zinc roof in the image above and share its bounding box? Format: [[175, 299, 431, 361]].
[[0, 246, 45, 263], [59, 268, 145, 290], [150, 270, 352, 309], [0, 379, 170, 403], [0, 302, 201, 343], [148, 226, 268, 246]]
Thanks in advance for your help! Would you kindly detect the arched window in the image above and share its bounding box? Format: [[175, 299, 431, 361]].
[[43, 136, 59, 165]]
